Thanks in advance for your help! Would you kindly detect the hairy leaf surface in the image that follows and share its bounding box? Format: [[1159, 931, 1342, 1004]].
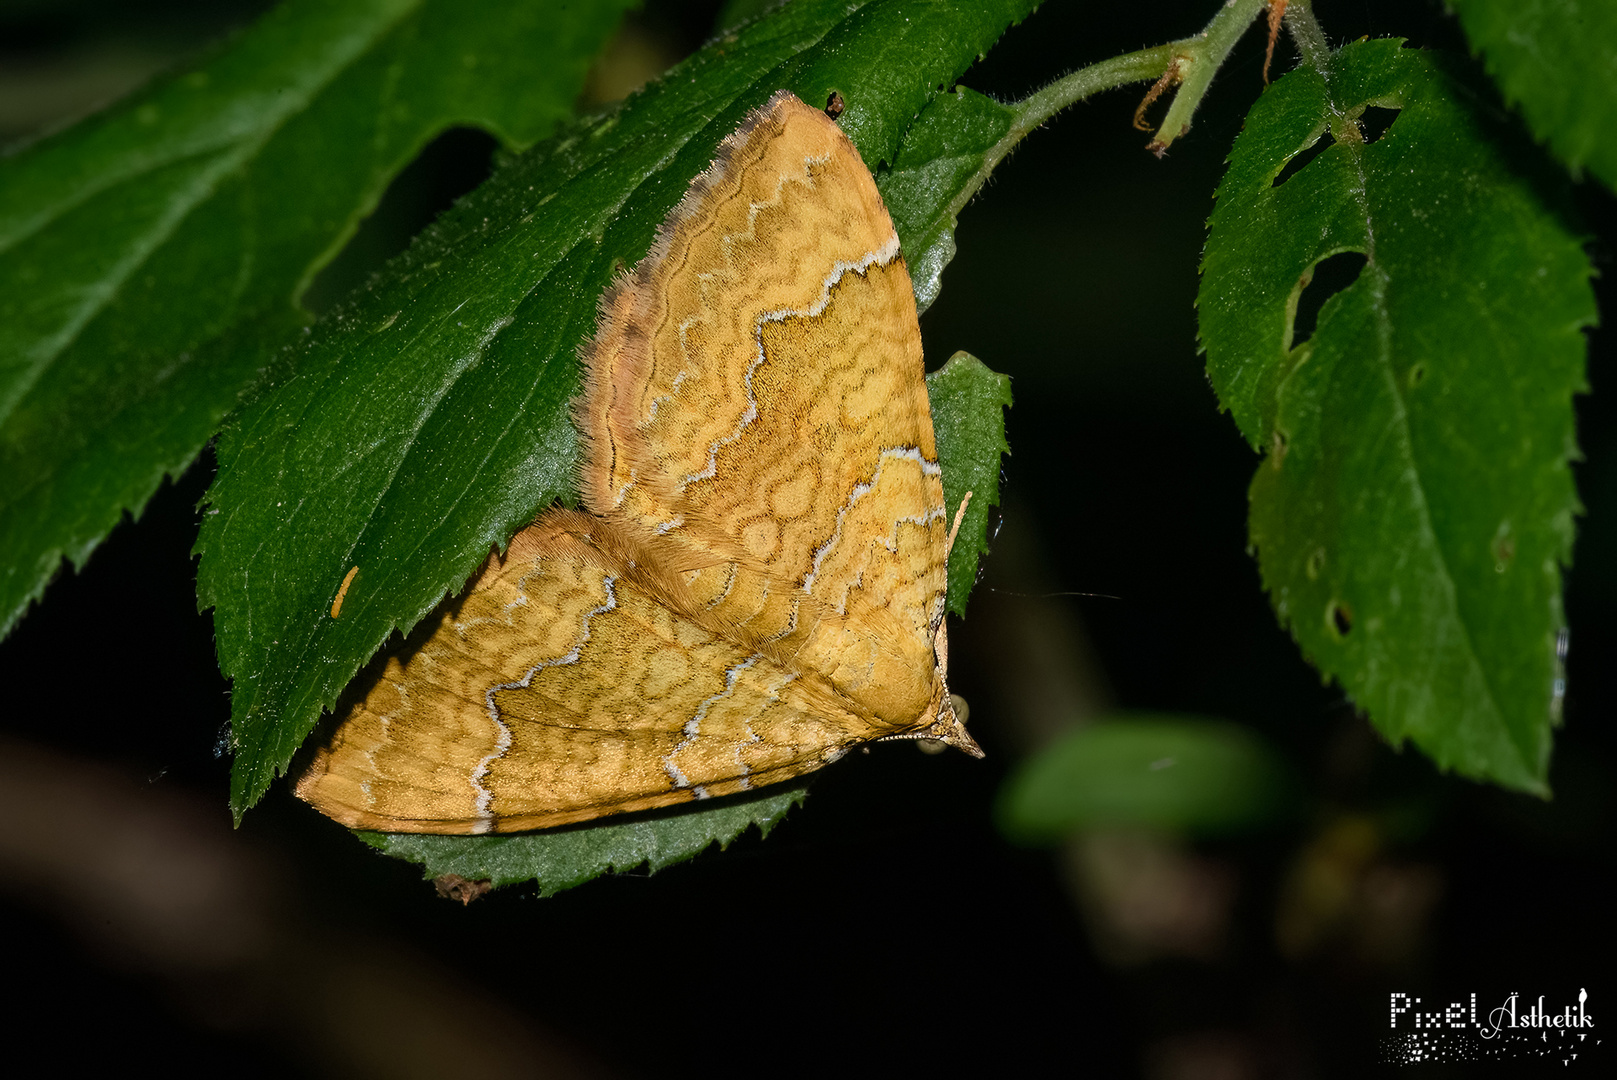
[[1199, 40, 1592, 793]]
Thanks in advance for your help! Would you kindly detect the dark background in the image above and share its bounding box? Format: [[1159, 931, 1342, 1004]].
[[1, 1, 1610, 1076]]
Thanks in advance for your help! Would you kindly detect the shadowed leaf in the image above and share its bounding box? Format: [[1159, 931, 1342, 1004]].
[[1449, 0, 1617, 193], [998, 714, 1292, 841], [363, 781, 809, 897], [0, 0, 634, 639]]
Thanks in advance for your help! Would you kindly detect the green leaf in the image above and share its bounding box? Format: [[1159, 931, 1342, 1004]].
[[362, 781, 809, 897], [997, 714, 1293, 842], [0, 0, 634, 639], [197, 0, 1043, 818], [1198, 39, 1593, 794], [1448, 0, 1617, 193], [881, 86, 1017, 313], [927, 351, 1011, 617]]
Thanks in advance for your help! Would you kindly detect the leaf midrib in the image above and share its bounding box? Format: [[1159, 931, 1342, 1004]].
[[1320, 63, 1521, 772]]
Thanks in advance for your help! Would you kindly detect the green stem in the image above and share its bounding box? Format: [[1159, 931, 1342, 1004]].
[[1011, 44, 1179, 131], [928, 44, 1180, 251], [915, 0, 1310, 275], [1151, 0, 1271, 154], [1283, 0, 1333, 78], [1283, 2, 1351, 138]]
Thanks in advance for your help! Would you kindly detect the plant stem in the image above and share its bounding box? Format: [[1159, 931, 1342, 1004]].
[[1011, 44, 1179, 133], [924, 43, 1179, 256], [916, 0, 1305, 264], [1283, 3, 1351, 137], [1151, 0, 1272, 154], [1284, 0, 1333, 78]]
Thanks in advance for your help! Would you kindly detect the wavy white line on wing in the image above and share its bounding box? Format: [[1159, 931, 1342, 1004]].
[[468, 575, 619, 832]]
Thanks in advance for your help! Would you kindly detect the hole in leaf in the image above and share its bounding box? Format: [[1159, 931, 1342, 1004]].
[[1288, 251, 1368, 350], [1358, 105, 1399, 143], [1272, 130, 1329, 187], [302, 126, 500, 314], [1407, 362, 1427, 389], [1305, 546, 1326, 581], [1326, 600, 1353, 639]]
